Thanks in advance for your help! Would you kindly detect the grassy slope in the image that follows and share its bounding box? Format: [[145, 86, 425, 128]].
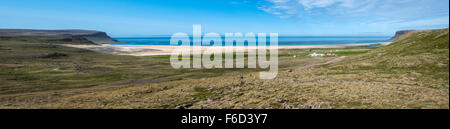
[[0, 40, 340, 96], [191, 28, 448, 109], [0, 36, 97, 45], [0, 41, 178, 94], [333, 28, 449, 91], [340, 28, 449, 78], [0, 29, 447, 109]]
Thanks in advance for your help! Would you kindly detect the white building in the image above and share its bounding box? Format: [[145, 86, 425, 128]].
[[309, 52, 324, 57]]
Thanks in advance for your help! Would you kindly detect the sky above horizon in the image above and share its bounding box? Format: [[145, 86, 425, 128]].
[[0, 0, 448, 37]]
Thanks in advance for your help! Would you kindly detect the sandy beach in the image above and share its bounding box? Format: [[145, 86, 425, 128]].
[[65, 42, 391, 56]]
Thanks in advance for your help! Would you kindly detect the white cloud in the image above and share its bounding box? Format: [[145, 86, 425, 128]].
[[258, 0, 299, 18], [367, 16, 450, 28], [298, 0, 341, 10], [253, 0, 449, 33], [258, 0, 377, 17], [270, 0, 290, 3]]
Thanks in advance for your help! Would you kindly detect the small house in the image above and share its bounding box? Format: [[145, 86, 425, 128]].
[[309, 52, 324, 57]]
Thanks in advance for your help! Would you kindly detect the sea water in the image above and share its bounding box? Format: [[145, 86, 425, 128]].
[[113, 36, 391, 46]]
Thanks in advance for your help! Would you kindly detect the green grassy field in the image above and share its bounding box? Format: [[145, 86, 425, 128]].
[[0, 29, 447, 109], [0, 40, 348, 95], [0, 41, 259, 95]]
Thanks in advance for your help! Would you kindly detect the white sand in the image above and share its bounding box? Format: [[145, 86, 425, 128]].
[[64, 42, 391, 56]]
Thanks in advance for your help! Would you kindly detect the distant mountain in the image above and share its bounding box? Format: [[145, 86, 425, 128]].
[[390, 30, 417, 41], [0, 29, 118, 44]]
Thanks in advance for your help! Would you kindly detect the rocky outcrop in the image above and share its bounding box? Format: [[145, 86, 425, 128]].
[[0, 29, 118, 44], [390, 30, 416, 41]]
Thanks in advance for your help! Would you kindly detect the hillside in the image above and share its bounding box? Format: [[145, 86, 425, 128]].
[[0, 28, 448, 109], [337, 28, 449, 82], [0, 29, 118, 44]]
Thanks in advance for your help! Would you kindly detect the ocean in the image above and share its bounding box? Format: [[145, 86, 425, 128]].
[[113, 36, 391, 46]]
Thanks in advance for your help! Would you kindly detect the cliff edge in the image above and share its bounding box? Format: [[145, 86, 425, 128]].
[[0, 29, 118, 44], [390, 30, 416, 41]]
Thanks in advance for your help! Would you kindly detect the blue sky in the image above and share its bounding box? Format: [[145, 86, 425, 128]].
[[0, 0, 448, 37]]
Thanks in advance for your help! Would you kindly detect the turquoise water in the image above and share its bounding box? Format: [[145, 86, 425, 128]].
[[113, 36, 391, 46]]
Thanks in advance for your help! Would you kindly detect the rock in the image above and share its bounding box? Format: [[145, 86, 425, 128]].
[[287, 69, 293, 72], [183, 103, 193, 108], [282, 103, 293, 109], [411, 71, 422, 76], [237, 75, 245, 85], [276, 98, 288, 103], [237, 75, 244, 80], [175, 106, 185, 109], [175, 103, 194, 109], [234, 93, 244, 96], [200, 106, 211, 109], [437, 63, 447, 67], [211, 97, 221, 101]]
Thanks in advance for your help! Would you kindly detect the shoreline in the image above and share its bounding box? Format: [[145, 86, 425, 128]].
[[65, 42, 391, 56]]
